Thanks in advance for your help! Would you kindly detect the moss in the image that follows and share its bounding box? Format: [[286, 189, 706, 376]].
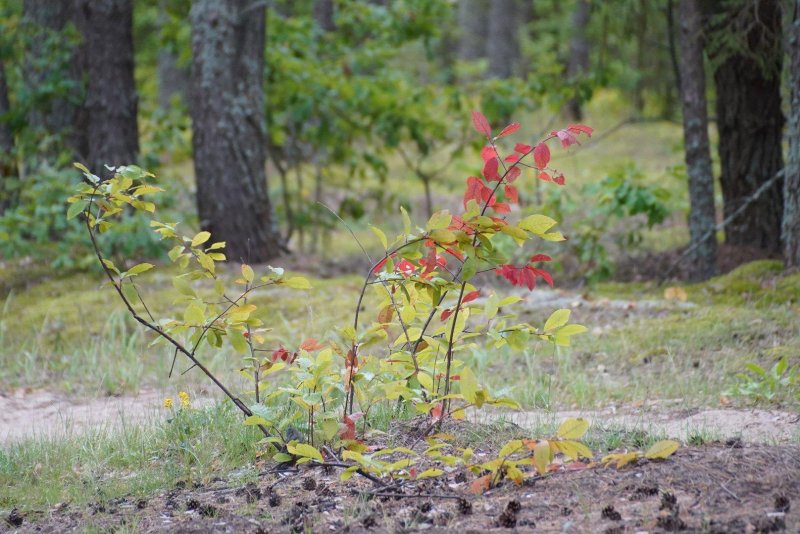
[[693, 260, 795, 307]]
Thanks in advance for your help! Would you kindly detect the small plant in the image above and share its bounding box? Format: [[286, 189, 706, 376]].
[[725, 356, 799, 403], [68, 112, 594, 485]]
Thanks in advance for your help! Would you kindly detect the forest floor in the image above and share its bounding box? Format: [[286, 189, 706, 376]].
[[2, 258, 799, 532]]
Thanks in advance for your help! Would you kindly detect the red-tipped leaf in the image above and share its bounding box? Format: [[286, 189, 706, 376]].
[[497, 122, 521, 139]]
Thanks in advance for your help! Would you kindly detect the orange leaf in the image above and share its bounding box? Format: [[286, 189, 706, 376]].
[[469, 474, 492, 494]]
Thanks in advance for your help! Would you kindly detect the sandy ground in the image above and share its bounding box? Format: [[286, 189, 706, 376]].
[[2, 387, 797, 446]]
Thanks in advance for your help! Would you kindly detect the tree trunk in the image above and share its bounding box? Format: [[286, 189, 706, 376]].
[[678, 0, 717, 281], [190, 0, 283, 263], [564, 0, 590, 121], [0, 60, 17, 214], [158, 50, 190, 110], [313, 0, 335, 32], [633, 0, 648, 114], [75, 0, 139, 175], [707, 0, 784, 254], [22, 0, 86, 157], [784, 0, 800, 269], [487, 0, 519, 79], [457, 0, 487, 62]]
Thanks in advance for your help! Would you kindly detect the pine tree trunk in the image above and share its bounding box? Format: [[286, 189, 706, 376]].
[[190, 0, 283, 263], [0, 60, 17, 214], [784, 0, 800, 269], [565, 0, 590, 121], [633, 0, 648, 114], [75, 0, 139, 174], [707, 0, 784, 254], [457, 0, 486, 62], [313, 0, 335, 32], [22, 0, 86, 158], [678, 0, 716, 281], [487, 0, 519, 79]]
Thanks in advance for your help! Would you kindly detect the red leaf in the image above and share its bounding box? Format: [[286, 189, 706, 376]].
[[272, 346, 290, 362], [504, 154, 520, 163], [567, 124, 593, 137], [504, 185, 519, 204], [339, 414, 357, 440], [493, 202, 511, 213], [463, 176, 485, 208], [552, 129, 579, 148], [462, 290, 481, 303], [538, 171, 552, 182], [440, 308, 454, 321], [470, 474, 492, 494], [506, 166, 521, 182], [531, 268, 554, 287], [431, 402, 443, 422], [471, 111, 491, 138], [372, 256, 388, 273], [514, 143, 533, 154], [480, 145, 495, 162], [299, 338, 325, 351], [396, 259, 417, 277], [534, 142, 550, 168], [529, 254, 552, 263], [497, 122, 521, 139], [483, 157, 500, 181], [553, 174, 565, 186], [409, 467, 418, 479]]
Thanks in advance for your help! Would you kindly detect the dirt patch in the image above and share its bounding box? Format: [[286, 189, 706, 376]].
[[8, 444, 798, 533], [0, 389, 216, 444]]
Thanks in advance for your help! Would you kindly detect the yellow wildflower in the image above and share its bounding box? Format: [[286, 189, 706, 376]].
[[178, 391, 190, 408], [163, 397, 174, 409]]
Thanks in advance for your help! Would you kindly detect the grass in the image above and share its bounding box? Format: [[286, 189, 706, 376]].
[[0, 402, 262, 512]]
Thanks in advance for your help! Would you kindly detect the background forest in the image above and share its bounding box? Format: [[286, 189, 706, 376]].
[[0, 1, 799, 532]]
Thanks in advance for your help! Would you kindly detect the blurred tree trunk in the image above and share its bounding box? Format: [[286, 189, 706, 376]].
[[74, 0, 139, 175], [706, 0, 784, 254], [633, 0, 648, 113], [22, 0, 86, 157], [564, 0, 590, 121], [457, 0, 486, 62], [0, 60, 17, 214], [157, 50, 189, 110], [190, 0, 283, 263], [785, 0, 800, 269], [678, 0, 716, 281], [487, 0, 519, 79], [313, 0, 335, 32]]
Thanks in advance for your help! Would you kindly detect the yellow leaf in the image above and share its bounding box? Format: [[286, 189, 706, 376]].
[[498, 439, 523, 458], [287, 443, 323, 463], [663, 287, 688, 302], [518, 214, 557, 235], [426, 210, 452, 231], [644, 440, 680, 460], [556, 417, 590, 439], [241, 264, 255, 284], [544, 309, 570, 332], [459, 366, 479, 404], [533, 440, 551, 475], [370, 226, 388, 249], [284, 276, 311, 289], [191, 231, 211, 247]]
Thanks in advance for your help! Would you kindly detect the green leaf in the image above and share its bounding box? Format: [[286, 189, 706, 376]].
[[498, 439, 523, 458], [556, 417, 590, 439], [273, 452, 293, 463], [191, 231, 211, 247], [126, 263, 154, 277], [289, 443, 324, 463], [184, 303, 205, 325], [429, 229, 456, 244], [644, 440, 680, 460], [401, 206, 412, 235], [533, 440, 551, 475], [544, 309, 570, 332], [415, 468, 444, 479], [554, 324, 588, 346], [66, 200, 87, 220], [228, 327, 248, 353], [459, 366, 479, 405], [173, 277, 195, 297], [102, 259, 120, 275], [461, 257, 477, 281], [284, 277, 311, 289], [518, 214, 557, 235], [426, 210, 452, 231], [370, 226, 388, 249], [244, 415, 271, 426]]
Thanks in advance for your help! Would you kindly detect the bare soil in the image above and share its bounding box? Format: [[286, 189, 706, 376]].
[[7, 442, 798, 533]]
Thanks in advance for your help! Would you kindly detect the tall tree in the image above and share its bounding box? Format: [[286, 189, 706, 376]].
[[705, 0, 784, 254], [564, 0, 591, 120], [457, 0, 487, 62], [22, 0, 86, 157], [75, 0, 139, 174], [157, 0, 189, 110], [678, 0, 717, 281], [487, 0, 519, 78], [0, 59, 16, 214], [785, 0, 800, 269], [313, 0, 336, 32], [190, 0, 283, 263]]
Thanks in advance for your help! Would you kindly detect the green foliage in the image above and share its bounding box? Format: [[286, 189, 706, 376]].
[[725, 357, 799, 404], [547, 163, 669, 282]]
